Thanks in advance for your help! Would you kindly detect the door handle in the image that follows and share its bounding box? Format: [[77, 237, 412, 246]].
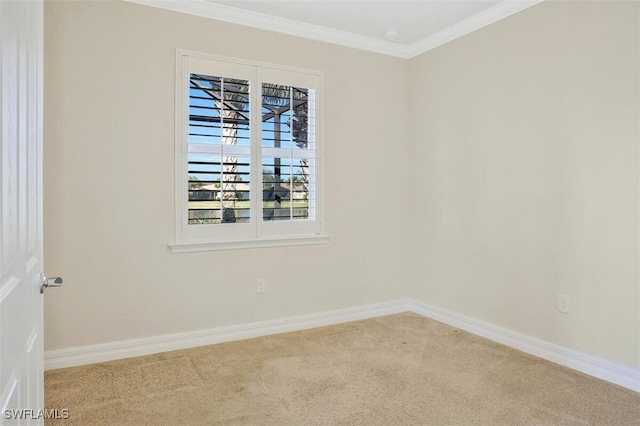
[[40, 273, 63, 294]]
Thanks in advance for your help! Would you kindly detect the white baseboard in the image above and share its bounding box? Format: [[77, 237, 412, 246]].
[[44, 298, 639, 393], [408, 300, 640, 393], [44, 299, 411, 371]]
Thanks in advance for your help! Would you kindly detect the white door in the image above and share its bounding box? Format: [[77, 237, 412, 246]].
[[0, 0, 46, 424]]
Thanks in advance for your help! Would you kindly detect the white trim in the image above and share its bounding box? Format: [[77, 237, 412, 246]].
[[44, 298, 639, 393], [409, 300, 640, 393], [123, 0, 544, 59], [174, 50, 187, 246], [178, 49, 324, 77], [44, 299, 409, 370], [407, 0, 545, 56], [174, 50, 325, 247], [124, 0, 411, 58], [169, 233, 329, 253]]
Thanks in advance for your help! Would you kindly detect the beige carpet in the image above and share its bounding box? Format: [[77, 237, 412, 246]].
[[45, 313, 640, 425]]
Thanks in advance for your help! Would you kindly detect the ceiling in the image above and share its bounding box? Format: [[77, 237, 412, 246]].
[[127, 0, 544, 58], [211, 1, 504, 45]]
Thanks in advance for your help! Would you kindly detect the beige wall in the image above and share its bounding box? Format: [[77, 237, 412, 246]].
[[44, 0, 639, 370], [410, 1, 639, 368], [43, 0, 412, 349]]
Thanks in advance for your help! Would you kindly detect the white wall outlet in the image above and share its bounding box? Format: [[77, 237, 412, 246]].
[[558, 294, 571, 314], [257, 278, 266, 294]]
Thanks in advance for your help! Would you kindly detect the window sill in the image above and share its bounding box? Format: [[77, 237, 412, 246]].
[[169, 234, 330, 253]]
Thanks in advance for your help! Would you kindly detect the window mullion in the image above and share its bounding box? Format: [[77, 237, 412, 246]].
[[289, 86, 294, 221], [252, 66, 261, 237], [219, 79, 225, 219]]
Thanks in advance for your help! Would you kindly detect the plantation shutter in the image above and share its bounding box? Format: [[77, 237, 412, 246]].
[[175, 52, 323, 247], [181, 57, 255, 242], [259, 68, 321, 237]]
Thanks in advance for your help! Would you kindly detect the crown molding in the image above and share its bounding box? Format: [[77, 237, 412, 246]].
[[408, 0, 545, 57], [124, 0, 413, 58], [124, 0, 544, 59]]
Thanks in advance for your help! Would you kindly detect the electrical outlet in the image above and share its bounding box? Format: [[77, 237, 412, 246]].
[[257, 278, 266, 294], [558, 294, 570, 314]]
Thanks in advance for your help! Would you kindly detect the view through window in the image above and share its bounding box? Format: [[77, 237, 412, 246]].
[[175, 52, 323, 249]]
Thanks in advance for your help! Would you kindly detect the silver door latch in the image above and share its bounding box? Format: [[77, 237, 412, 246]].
[[40, 273, 63, 294]]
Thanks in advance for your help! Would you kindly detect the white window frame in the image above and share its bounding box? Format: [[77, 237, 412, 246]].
[[170, 50, 328, 253]]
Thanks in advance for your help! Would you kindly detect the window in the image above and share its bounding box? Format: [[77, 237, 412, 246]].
[[171, 51, 326, 252]]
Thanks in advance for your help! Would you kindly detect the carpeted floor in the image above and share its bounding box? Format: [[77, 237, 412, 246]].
[[45, 313, 640, 425]]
